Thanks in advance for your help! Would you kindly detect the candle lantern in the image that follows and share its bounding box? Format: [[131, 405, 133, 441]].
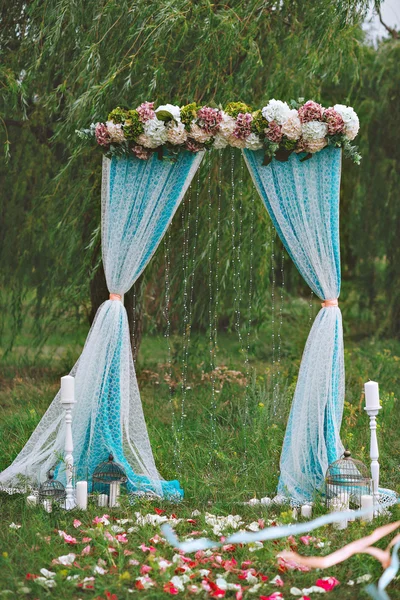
[[38, 470, 66, 506], [325, 450, 372, 509], [92, 454, 127, 496]]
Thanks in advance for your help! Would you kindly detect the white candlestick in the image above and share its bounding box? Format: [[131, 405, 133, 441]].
[[60, 375, 77, 510], [301, 504, 312, 518], [98, 494, 108, 507], [76, 481, 88, 510], [43, 499, 52, 513], [26, 495, 37, 507], [364, 381, 380, 410], [361, 494, 374, 522]]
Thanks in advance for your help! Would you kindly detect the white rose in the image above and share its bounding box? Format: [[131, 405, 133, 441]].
[[228, 135, 246, 148], [261, 99, 292, 125], [167, 121, 187, 145], [218, 111, 236, 138], [245, 132, 263, 150], [212, 133, 229, 149], [106, 121, 125, 143], [301, 120, 328, 141], [281, 110, 302, 140], [140, 117, 168, 147], [333, 104, 359, 140], [156, 103, 181, 122], [188, 122, 212, 143]]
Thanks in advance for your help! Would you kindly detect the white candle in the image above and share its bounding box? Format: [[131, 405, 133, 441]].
[[26, 495, 37, 507], [61, 375, 75, 402], [260, 497, 271, 506], [361, 494, 374, 522], [98, 494, 108, 507], [301, 504, 312, 518], [364, 381, 380, 410], [109, 482, 120, 508], [291, 508, 298, 520], [76, 481, 88, 510], [43, 499, 52, 513]]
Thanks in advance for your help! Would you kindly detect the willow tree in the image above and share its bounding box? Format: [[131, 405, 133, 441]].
[[0, 0, 372, 354]]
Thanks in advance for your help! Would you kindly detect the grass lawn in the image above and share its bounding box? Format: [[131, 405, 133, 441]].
[[0, 305, 399, 599]]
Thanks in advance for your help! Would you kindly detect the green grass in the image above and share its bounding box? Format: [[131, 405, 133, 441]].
[[0, 306, 400, 599]]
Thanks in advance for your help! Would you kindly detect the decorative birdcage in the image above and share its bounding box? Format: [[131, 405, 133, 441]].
[[325, 450, 372, 509], [92, 454, 127, 494], [38, 470, 66, 503]]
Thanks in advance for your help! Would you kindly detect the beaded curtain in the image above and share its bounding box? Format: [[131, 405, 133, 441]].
[[243, 146, 344, 504], [0, 151, 204, 498]]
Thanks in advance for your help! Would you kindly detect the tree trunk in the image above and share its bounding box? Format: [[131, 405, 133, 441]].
[[89, 263, 144, 361]]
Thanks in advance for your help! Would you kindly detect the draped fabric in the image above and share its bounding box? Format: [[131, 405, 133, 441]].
[[0, 150, 204, 498], [243, 146, 344, 503]]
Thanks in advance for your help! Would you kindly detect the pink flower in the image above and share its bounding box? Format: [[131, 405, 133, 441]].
[[277, 556, 310, 572], [260, 594, 283, 600], [82, 537, 92, 543], [324, 107, 345, 135], [185, 139, 204, 153], [104, 531, 114, 542], [140, 565, 152, 574], [164, 582, 179, 594], [140, 543, 156, 553], [95, 123, 111, 147], [81, 545, 91, 555], [197, 107, 223, 134], [58, 530, 77, 545], [271, 575, 284, 587], [115, 534, 128, 544], [300, 535, 313, 546], [315, 576, 340, 591], [132, 145, 152, 160], [137, 101, 156, 122], [233, 112, 253, 139], [265, 121, 283, 143], [73, 519, 82, 529], [298, 100, 324, 123], [129, 559, 140, 566], [92, 514, 110, 525]]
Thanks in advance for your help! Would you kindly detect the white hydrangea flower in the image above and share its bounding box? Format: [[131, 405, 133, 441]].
[[218, 111, 236, 138], [156, 103, 181, 121], [262, 99, 292, 124], [281, 109, 302, 140], [188, 122, 212, 143], [138, 117, 168, 148], [167, 121, 187, 145], [106, 120, 125, 143], [333, 104, 359, 140], [301, 120, 328, 141], [245, 133, 263, 150], [212, 133, 229, 149]]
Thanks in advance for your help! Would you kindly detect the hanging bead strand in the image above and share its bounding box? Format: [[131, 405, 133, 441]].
[[208, 153, 218, 465]]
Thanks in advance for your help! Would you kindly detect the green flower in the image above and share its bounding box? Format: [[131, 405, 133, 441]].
[[224, 101, 252, 118], [180, 103, 201, 130], [251, 109, 268, 135], [123, 110, 144, 140], [107, 106, 129, 124]]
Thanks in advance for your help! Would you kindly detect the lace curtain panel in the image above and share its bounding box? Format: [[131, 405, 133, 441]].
[[243, 146, 344, 504], [0, 150, 204, 498]]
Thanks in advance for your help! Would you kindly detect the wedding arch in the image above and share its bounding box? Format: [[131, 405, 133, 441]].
[[0, 99, 361, 503]]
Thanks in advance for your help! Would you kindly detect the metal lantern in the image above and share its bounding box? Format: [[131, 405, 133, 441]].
[[325, 450, 372, 509], [38, 470, 66, 504], [92, 454, 127, 494]]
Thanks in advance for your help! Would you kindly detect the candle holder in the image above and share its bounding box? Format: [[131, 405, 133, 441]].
[[60, 375, 77, 510], [364, 405, 381, 514]]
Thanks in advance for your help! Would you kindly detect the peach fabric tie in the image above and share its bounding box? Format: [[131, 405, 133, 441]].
[[321, 298, 338, 308], [109, 293, 122, 302]]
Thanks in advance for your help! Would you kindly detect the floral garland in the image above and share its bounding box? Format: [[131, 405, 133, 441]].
[[77, 99, 361, 164]]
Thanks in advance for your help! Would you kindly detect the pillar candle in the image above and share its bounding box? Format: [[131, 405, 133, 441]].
[[301, 504, 312, 518], [76, 481, 88, 510], [364, 381, 380, 410], [61, 375, 75, 402], [26, 495, 37, 507], [43, 499, 52, 513], [361, 494, 374, 522], [98, 494, 108, 507], [109, 482, 120, 508]]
